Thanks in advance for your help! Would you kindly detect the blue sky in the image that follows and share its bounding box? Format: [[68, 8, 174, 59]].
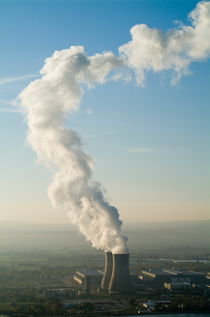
[[0, 0, 209, 224]]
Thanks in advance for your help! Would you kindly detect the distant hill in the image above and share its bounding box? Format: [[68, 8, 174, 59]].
[[0, 220, 209, 252], [124, 220, 210, 251]]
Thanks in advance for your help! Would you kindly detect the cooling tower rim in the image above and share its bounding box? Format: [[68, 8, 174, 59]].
[[104, 251, 129, 255], [104, 251, 129, 254]]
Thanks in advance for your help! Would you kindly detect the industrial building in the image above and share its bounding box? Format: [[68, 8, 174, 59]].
[[164, 282, 191, 290], [73, 252, 132, 295], [142, 300, 171, 312], [73, 269, 102, 293], [139, 268, 207, 289]]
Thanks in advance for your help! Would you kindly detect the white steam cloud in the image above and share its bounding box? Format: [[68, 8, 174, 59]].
[[120, 1, 210, 85], [18, 1, 210, 254], [19, 47, 128, 254]]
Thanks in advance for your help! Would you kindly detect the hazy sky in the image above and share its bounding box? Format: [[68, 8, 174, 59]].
[[0, 0, 209, 224]]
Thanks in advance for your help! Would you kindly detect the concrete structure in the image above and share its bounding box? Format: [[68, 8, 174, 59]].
[[139, 268, 207, 289], [73, 269, 102, 292], [101, 252, 113, 290], [143, 300, 171, 312], [108, 253, 132, 294], [164, 282, 191, 290], [164, 269, 207, 287]]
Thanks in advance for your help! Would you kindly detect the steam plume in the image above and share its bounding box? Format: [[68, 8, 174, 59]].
[[19, 47, 128, 254], [18, 2, 210, 254], [119, 1, 210, 85]]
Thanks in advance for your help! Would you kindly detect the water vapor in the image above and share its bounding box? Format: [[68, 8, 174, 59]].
[[19, 46, 128, 254], [18, 2, 210, 253], [119, 1, 210, 85]]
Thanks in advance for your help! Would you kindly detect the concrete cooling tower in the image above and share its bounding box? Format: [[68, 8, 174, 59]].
[[101, 251, 113, 290], [108, 253, 132, 294]]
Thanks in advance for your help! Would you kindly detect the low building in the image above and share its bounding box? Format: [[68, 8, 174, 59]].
[[139, 268, 207, 289], [164, 282, 191, 290], [165, 269, 207, 288], [73, 269, 102, 291], [143, 300, 171, 311], [139, 270, 174, 288]]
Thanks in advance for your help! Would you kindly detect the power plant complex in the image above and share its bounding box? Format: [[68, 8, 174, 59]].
[[73, 251, 132, 294], [73, 252, 210, 300]]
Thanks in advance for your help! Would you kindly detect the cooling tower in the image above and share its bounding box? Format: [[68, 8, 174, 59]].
[[101, 251, 113, 290], [108, 253, 132, 294]]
